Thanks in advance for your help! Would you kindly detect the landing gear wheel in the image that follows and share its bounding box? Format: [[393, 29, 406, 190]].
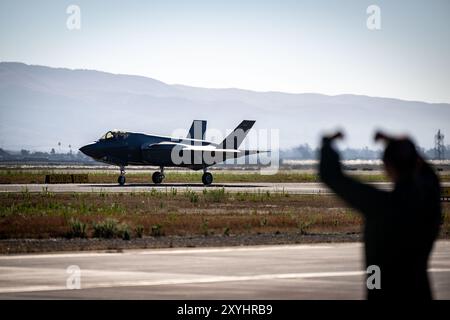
[[152, 171, 164, 184], [118, 175, 126, 186], [202, 172, 213, 186]]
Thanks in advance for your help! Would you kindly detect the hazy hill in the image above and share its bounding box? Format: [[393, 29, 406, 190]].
[[0, 62, 449, 151]]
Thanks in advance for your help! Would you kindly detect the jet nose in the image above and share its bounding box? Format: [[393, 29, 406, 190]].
[[79, 143, 100, 159]]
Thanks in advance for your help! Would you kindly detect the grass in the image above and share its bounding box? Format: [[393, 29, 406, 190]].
[[92, 218, 119, 239], [0, 191, 448, 240], [67, 218, 88, 238], [134, 225, 144, 238], [151, 224, 164, 237], [0, 169, 436, 184], [202, 188, 226, 202], [0, 191, 362, 239], [1, 169, 449, 184]]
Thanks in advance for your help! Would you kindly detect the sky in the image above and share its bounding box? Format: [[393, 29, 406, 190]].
[[0, 0, 450, 103]]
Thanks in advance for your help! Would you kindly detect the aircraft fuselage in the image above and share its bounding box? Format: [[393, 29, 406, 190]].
[[80, 132, 216, 170]]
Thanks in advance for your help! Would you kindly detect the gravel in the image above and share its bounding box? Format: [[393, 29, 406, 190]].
[[0, 233, 362, 254]]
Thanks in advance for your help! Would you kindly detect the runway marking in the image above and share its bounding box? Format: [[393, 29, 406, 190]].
[[0, 271, 367, 293], [0, 244, 347, 260], [1, 268, 449, 294]]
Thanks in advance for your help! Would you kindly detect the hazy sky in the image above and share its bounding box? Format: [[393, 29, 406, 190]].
[[1, 0, 449, 103]]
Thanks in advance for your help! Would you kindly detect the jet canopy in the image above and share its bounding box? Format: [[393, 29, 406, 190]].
[[99, 130, 128, 140]]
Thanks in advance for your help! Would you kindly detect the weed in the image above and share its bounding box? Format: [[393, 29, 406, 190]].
[[203, 188, 226, 202], [67, 218, 88, 238], [118, 223, 131, 240], [134, 225, 144, 238], [151, 224, 163, 237], [92, 218, 119, 238], [185, 189, 199, 203], [297, 220, 311, 235], [201, 218, 209, 236], [260, 218, 268, 226]]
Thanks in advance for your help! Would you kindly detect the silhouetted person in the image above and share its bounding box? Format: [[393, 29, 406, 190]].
[[319, 132, 442, 300]]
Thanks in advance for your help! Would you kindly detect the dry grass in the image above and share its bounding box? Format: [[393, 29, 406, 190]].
[[0, 170, 385, 184], [0, 191, 364, 239], [1, 188, 448, 240], [1, 169, 449, 184]]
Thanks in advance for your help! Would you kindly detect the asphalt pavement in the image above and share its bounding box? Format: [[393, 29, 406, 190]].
[[0, 241, 449, 299], [0, 182, 396, 194]]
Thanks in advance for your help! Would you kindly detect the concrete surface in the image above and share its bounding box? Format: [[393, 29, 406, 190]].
[[3, 182, 449, 194], [0, 241, 449, 299], [0, 182, 396, 194]]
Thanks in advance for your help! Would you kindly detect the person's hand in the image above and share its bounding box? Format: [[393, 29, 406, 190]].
[[374, 131, 392, 143], [319, 132, 343, 179], [322, 131, 344, 146]]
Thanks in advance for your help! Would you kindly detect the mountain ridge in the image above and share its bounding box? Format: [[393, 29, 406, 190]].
[[0, 62, 449, 151]]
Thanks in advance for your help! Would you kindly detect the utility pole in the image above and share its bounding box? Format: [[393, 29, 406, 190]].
[[435, 129, 445, 160]]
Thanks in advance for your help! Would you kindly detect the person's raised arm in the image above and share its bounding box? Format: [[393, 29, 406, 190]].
[[319, 134, 389, 218]]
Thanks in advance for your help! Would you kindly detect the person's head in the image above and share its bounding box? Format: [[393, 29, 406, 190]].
[[380, 137, 419, 183]]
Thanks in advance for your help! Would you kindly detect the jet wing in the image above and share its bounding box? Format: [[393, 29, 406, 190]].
[[142, 142, 267, 166], [145, 142, 267, 154]]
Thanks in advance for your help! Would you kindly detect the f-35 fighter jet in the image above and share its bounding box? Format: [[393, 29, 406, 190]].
[[80, 120, 263, 185]]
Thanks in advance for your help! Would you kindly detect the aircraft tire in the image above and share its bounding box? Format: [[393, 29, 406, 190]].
[[152, 171, 163, 184], [202, 172, 213, 186], [118, 175, 126, 186]]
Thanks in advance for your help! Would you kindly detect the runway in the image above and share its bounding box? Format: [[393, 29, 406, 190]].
[[2, 182, 450, 194], [0, 241, 449, 299], [0, 182, 395, 194]]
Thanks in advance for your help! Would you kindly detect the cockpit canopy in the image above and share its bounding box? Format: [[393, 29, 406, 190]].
[[99, 130, 129, 141]]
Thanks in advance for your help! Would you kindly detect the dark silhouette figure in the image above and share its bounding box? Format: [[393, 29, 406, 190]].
[[319, 132, 442, 299]]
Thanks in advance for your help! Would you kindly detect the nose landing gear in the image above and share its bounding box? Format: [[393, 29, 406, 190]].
[[118, 166, 126, 185]]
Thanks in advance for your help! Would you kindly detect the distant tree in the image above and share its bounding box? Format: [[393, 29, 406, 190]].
[[50, 148, 56, 155], [281, 144, 449, 161], [0, 148, 10, 157], [294, 143, 314, 159], [20, 149, 30, 156], [281, 143, 315, 159], [33, 151, 48, 157]]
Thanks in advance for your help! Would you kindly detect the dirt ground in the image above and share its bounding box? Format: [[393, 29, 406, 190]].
[[0, 190, 448, 253]]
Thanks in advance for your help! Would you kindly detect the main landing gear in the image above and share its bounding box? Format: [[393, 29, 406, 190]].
[[152, 166, 165, 184], [202, 170, 213, 186], [118, 166, 126, 185], [119, 166, 213, 186]]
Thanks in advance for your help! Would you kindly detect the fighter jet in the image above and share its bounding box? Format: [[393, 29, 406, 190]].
[[79, 120, 263, 185]]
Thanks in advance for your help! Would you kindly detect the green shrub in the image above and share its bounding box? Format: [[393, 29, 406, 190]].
[[92, 218, 119, 238], [151, 224, 163, 237], [297, 221, 311, 235], [67, 218, 88, 238], [134, 225, 144, 238], [118, 223, 131, 240]]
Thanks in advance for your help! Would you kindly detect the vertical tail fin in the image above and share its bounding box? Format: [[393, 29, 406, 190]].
[[187, 120, 207, 140], [219, 120, 255, 149]]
